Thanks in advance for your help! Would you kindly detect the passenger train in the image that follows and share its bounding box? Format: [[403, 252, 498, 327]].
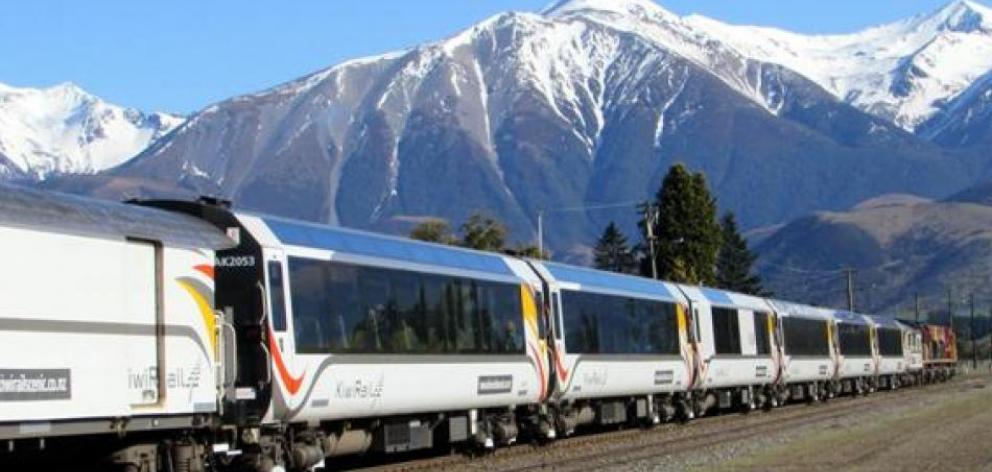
[[0, 186, 958, 471]]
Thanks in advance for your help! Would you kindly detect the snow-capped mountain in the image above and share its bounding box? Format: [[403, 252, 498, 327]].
[[685, 0, 992, 131], [918, 68, 992, 147], [0, 82, 183, 180], [51, 0, 982, 261]]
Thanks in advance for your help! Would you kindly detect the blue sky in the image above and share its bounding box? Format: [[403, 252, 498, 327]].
[[0, 0, 970, 113]]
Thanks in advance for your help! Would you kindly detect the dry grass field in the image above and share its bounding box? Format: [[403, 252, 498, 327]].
[[708, 372, 992, 471]]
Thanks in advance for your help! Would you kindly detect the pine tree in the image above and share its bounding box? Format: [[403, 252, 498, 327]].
[[594, 222, 636, 274], [715, 212, 766, 295], [410, 218, 456, 245], [641, 163, 722, 285]]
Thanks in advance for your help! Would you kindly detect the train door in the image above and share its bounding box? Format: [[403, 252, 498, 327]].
[[124, 239, 162, 406], [263, 250, 292, 355], [768, 311, 784, 383], [538, 280, 565, 397], [696, 301, 715, 387], [828, 320, 842, 380], [522, 260, 566, 397], [262, 249, 299, 413], [673, 286, 707, 389]]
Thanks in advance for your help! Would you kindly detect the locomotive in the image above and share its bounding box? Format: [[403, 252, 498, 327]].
[[0, 185, 958, 471]]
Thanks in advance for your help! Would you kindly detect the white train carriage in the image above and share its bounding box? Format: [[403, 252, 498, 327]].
[[526, 261, 692, 430], [867, 315, 907, 390], [897, 320, 925, 385], [833, 310, 876, 394], [676, 286, 779, 414], [161, 206, 557, 463], [0, 187, 233, 448], [766, 300, 836, 403]]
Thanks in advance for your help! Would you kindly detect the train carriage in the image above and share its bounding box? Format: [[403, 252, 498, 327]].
[[675, 285, 779, 413], [896, 320, 924, 385], [526, 260, 692, 430], [833, 310, 876, 394], [197, 208, 553, 460], [867, 315, 907, 390], [766, 300, 836, 403], [0, 186, 234, 465]]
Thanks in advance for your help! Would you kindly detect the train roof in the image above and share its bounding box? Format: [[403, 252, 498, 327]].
[[866, 314, 903, 329], [833, 310, 871, 325], [766, 299, 837, 321], [0, 184, 233, 249], [676, 284, 772, 311], [260, 215, 516, 277], [538, 260, 679, 302]]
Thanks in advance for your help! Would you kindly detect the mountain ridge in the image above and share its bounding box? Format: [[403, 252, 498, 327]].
[[756, 184, 992, 313], [18, 0, 992, 261], [0, 81, 183, 180]]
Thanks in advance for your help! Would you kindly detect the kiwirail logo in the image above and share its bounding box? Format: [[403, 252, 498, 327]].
[[477, 375, 513, 395], [0, 369, 71, 401]]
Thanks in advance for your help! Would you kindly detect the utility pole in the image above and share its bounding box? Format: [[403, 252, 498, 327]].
[[643, 203, 659, 280], [971, 293, 977, 369], [915, 293, 921, 324], [843, 268, 856, 312], [947, 288, 954, 331], [537, 210, 544, 260]]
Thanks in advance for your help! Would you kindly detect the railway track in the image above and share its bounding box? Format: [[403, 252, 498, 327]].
[[341, 376, 985, 472]]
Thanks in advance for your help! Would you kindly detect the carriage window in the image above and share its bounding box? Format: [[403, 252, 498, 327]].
[[877, 328, 903, 356], [560, 290, 679, 355], [782, 317, 830, 356], [754, 312, 772, 355], [837, 322, 872, 356], [287, 257, 524, 355], [712, 307, 741, 355], [267, 261, 288, 332]]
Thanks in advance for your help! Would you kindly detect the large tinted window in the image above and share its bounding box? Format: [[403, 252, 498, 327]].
[[288, 257, 525, 355], [783, 317, 829, 356], [754, 312, 772, 355], [877, 327, 903, 357], [838, 322, 872, 356], [712, 307, 741, 355], [561, 290, 679, 355]]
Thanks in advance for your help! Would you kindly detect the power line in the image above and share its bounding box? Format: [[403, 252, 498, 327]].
[[542, 200, 646, 214], [536, 199, 646, 257], [757, 260, 849, 275]]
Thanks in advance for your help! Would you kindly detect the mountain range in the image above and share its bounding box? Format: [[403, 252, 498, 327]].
[[7, 0, 992, 262], [757, 183, 992, 314], [0, 82, 182, 180]]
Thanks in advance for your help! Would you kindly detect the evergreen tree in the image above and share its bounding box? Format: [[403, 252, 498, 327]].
[[715, 212, 765, 295], [594, 222, 636, 274], [669, 256, 696, 284], [641, 163, 722, 285], [410, 218, 456, 245], [460, 212, 507, 251]]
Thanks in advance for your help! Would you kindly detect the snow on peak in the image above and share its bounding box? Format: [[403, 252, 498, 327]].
[[685, 0, 992, 130], [922, 0, 992, 33], [542, 0, 674, 18], [0, 82, 184, 180]]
